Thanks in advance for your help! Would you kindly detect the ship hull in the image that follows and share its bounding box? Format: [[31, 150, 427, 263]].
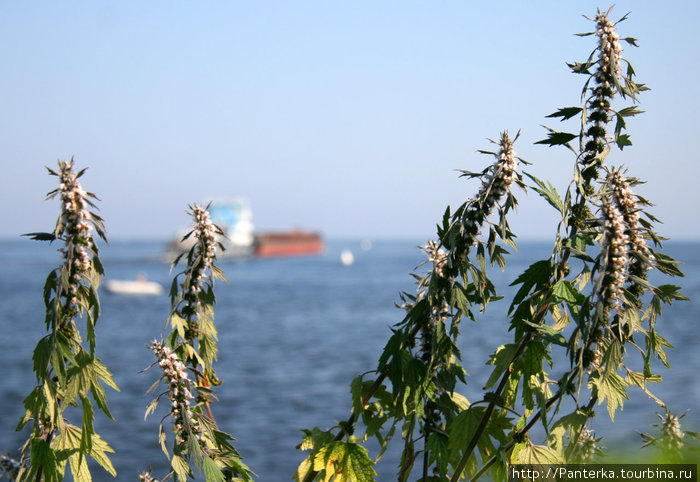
[[254, 231, 323, 258]]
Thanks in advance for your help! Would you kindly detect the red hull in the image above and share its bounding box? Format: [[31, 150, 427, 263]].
[[254, 231, 323, 258]]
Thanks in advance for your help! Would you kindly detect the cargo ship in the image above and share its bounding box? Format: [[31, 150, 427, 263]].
[[166, 199, 323, 260], [254, 230, 323, 258]]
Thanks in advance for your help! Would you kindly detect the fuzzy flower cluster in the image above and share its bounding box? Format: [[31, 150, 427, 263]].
[[149, 340, 198, 435], [53, 160, 95, 304], [600, 200, 630, 312], [461, 133, 519, 240], [589, 340, 604, 372], [596, 12, 623, 81], [186, 204, 218, 297], [608, 170, 654, 272], [582, 12, 623, 170], [574, 427, 598, 463], [423, 240, 448, 279], [659, 411, 685, 451], [137, 468, 160, 482]]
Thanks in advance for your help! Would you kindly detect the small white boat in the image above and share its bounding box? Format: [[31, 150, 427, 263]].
[[104, 277, 163, 296], [340, 249, 354, 266]]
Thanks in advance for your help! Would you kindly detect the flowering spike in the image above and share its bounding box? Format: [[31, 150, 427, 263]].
[[600, 199, 630, 313], [460, 131, 520, 245], [148, 340, 199, 442], [606, 168, 654, 273]]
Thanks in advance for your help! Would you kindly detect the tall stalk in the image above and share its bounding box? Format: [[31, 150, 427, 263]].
[[16, 159, 118, 481], [144, 203, 254, 482]]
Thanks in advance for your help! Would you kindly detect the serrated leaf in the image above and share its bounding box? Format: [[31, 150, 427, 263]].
[[515, 442, 564, 464], [551, 280, 584, 305], [171, 454, 191, 482], [548, 410, 588, 453], [625, 370, 664, 407], [509, 260, 552, 312], [525, 173, 564, 214], [485, 344, 518, 390], [616, 133, 632, 149], [426, 431, 450, 475], [30, 438, 60, 482], [312, 442, 376, 482], [653, 284, 688, 303], [567, 61, 595, 75], [203, 456, 225, 482], [589, 370, 629, 421], [294, 454, 314, 482], [535, 131, 577, 147], [545, 106, 583, 121], [449, 284, 471, 315]]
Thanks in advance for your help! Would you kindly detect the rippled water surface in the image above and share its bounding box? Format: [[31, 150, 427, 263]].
[[1, 239, 698, 480]]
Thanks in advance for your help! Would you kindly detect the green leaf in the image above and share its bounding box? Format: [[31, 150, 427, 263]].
[[92, 358, 119, 392], [294, 454, 314, 482], [425, 431, 450, 476], [171, 454, 191, 482], [449, 284, 471, 315], [522, 320, 567, 347], [485, 344, 518, 390], [567, 61, 595, 75], [29, 437, 60, 482], [509, 260, 552, 312], [653, 284, 688, 304], [312, 442, 377, 482], [515, 442, 564, 464], [203, 456, 225, 482], [535, 130, 577, 147], [551, 280, 584, 305], [625, 370, 664, 407], [545, 106, 583, 121], [548, 410, 588, 453], [616, 133, 632, 150], [617, 106, 644, 118], [32, 336, 52, 381], [80, 395, 95, 454], [297, 427, 335, 453], [589, 370, 629, 421], [524, 173, 564, 214]]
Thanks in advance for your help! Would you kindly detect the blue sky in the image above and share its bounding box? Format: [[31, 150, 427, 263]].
[[1, 1, 698, 240]]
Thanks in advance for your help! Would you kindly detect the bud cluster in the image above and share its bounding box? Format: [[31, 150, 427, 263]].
[[53, 160, 95, 305], [462, 132, 519, 241], [186, 204, 218, 298], [659, 411, 685, 451], [582, 11, 623, 176], [137, 468, 160, 482], [574, 427, 598, 463], [600, 200, 630, 312], [607, 169, 654, 272], [423, 240, 448, 279], [596, 12, 623, 81], [149, 340, 199, 437]]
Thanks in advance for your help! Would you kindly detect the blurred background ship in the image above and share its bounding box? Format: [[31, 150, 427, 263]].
[[166, 198, 323, 259]]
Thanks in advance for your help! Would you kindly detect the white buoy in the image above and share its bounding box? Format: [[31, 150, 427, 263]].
[[340, 249, 354, 266]]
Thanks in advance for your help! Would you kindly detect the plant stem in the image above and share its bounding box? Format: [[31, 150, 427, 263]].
[[449, 333, 531, 481], [422, 434, 430, 481]]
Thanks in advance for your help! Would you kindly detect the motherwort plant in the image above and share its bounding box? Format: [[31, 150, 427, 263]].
[[295, 7, 693, 481], [143, 204, 254, 482], [2, 7, 696, 482], [15, 159, 118, 481]]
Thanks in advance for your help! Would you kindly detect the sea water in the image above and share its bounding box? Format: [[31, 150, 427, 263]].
[[1, 239, 698, 480]]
